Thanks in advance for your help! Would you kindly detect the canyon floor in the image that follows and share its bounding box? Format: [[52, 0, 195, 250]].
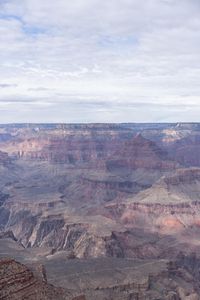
[[1, 123, 200, 299]]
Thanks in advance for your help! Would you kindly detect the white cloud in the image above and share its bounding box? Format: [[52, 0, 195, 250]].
[[0, 0, 200, 122]]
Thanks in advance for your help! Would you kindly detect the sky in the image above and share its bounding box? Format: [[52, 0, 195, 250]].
[[0, 0, 200, 123]]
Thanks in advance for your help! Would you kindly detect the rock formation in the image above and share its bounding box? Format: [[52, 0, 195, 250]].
[[0, 258, 87, 300], [1, 123, 200, 298], [0, 259, 66, 299]]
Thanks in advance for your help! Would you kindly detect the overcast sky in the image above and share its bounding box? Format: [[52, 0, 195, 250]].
[[0, 0, 200, 123]]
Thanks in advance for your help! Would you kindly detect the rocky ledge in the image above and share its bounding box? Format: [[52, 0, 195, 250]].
[[0, 258, 85, 300]]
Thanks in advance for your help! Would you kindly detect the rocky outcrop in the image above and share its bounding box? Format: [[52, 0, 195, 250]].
[[0, 259, 68, 299], [0, 125, 177, 171], [28, 220, 123, 258], [0, 258, 87, 300]]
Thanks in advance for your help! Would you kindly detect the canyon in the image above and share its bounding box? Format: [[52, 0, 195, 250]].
[[1, 123, 200, 299]]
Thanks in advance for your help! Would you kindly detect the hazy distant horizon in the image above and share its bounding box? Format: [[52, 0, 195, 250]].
[[0, 0, 200, 122], [0, 122, 200, 125]]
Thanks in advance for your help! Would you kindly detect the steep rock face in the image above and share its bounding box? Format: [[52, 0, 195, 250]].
[[0, 128, 127, 165], [72, 232, 124, 259], [6, 138, 50, 160], [12, 136, 117, 166], [0, 202, 124, 259], [0, 126, 177, 171], [0, 259, 72, 300], [106, 134, 176, 172], [6, 198, 200, 260], [29, 220, 123, 259]]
